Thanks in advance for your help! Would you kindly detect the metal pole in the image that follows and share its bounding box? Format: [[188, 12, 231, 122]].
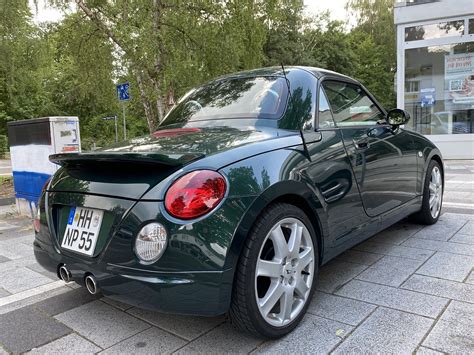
[[114, 115, 118, 143], [122, 103, 127, 140]]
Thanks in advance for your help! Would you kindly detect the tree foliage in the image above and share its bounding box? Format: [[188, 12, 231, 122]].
[[0, 0, 397, 149]]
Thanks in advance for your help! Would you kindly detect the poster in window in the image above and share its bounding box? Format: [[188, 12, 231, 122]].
[[445, 53, 474, 104]]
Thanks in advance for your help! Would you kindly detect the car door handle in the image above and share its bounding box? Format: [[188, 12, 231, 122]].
[[353, 138, 369, 150]]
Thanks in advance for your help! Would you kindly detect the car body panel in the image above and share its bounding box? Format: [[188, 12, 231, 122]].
[[35, 66, 443, 316]]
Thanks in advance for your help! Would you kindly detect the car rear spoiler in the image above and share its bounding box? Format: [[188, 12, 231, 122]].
[[49, 152, 204, 167]]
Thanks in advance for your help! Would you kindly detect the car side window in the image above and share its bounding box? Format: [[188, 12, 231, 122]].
[[322, 81, 385, 127], [318, 87, 336, 129]]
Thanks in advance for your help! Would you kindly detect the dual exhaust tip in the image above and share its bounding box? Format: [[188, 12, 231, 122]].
[[58, 265, 99, 295]]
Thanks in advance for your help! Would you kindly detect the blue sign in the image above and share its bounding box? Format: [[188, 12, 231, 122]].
[[420, 87, 436, 108], [116, 82, 130, 101]]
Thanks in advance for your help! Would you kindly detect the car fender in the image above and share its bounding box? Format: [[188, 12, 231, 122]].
[[218, 148, 327, 272]]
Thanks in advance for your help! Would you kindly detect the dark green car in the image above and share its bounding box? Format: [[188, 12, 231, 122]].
[[34, 67, 444, 338]]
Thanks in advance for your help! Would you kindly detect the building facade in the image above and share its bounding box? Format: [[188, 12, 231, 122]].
[[395, 0, 474, 159]]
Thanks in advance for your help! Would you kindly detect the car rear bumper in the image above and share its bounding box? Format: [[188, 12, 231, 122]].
[[34, 239, 233, 316]]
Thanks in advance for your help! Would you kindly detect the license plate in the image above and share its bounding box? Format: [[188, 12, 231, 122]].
[[61, 207, 104, 256]]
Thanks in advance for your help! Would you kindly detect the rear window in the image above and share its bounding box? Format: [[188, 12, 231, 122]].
[[160, 76, 288, 125]]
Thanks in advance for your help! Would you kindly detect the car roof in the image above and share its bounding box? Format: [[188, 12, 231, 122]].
[[213, 66, 356, 82]]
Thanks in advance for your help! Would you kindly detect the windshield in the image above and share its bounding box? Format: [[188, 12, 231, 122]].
[[160, 76, 288, 126]]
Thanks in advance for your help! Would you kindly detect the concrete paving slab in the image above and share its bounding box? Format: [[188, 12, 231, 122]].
[[127, 307, 226, 341], [100, 327, 186, 355], [336, 280, 448, 318], [0, 288, 10, 297], [54, 300, 149, 348], [176, 323, 261, 354], [0, 255, 9, 263], [402, 274, 474, 303], [255, 314, 352, 354], [416, 252, 474, 282], [416, 346, 444, 354], [412, 216, 467, 241], [316, 260, 367, 293], [308, 291, 376, 326], [0, 267, 53, 293], [0, 306, 71, 354], [34, 287, 101, 316], [334, 250, 383, 266], [369, 221, 423, 245], [27, 333, 101, 354], [457, 220, 474, 235], [356, 255, 423, 287], [450, 233, 474, 244], [0, 240, 34, 260], [402, 237, 474, 256], [101, 297, 134, 311], [333, 308, 433, 354], [466, 271, 474, 284], [423, 301, 474, 354], [354, 240, 434, 261]]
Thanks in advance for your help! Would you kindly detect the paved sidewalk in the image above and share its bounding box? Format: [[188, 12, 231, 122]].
[[0, 162, 473, 354]]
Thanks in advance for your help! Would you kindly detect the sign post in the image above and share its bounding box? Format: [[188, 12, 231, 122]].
[[116, 82, 130, 140], [102, 115, 118, 143]]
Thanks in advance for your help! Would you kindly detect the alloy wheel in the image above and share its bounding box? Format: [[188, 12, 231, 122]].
[[429, 166, 443, 218], [255, 217, 315, 327]]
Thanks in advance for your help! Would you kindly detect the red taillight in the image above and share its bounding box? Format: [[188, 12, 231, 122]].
[[165, 170, 227, 220]]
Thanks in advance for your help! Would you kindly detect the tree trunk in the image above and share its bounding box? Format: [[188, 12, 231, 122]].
[[135, 71, 156, 133]]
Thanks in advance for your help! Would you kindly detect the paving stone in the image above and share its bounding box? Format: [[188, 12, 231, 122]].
[[402, 238, 474, 256], [336, 280, 448, 318], [255, 314, 352, 354], [402, 274, 474, 303], [450, 233, 474, 245], [335, 250, 383, 266], [0, 288, 10, 297], [369, 221, 423, 245], [101, 297, 134, 311], [101, 327, 186, 354], [441, 213, 474, 222], [466, 271, 474, 284], [416, 347, 444, 354], [35, 287, 101, 316], [356, 255, 423, 287], [316, 260, 367, 293], [0, 347, 8, 355], [333, 308, 433, 354], [0, 267, 53, 293], [457, 220, 474, 236], [127, 307, 225, 341], [176, 322, 261, 354], [26, 262, 58, 280], [0, 240, 34, 260], [0, 255, 9, 263], [308, 291, 376, 326], [28, 333, 101, 354], [423, 301, 474, 354], [354, 240, 434, 261], [412, 217, 467, 241], [55, 300, 149, 348], [416, 252, 474, 282], [0, 306, 71, 353]]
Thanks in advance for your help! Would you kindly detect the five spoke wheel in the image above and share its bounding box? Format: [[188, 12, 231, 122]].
[[255, 218, 314, 327]]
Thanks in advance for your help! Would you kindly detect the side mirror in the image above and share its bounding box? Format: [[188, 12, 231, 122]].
[[387, 108, 410, 126]]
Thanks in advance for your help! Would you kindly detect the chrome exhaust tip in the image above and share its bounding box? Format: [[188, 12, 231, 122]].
[[85, 275, 99, 295], [58, 265, 71, 283]]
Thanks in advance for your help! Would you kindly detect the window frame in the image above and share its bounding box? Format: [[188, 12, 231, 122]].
[[316, 77, 389, 131]]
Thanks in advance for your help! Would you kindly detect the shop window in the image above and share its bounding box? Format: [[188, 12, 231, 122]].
[[469, 19, 474, 35], [405, 21, 465, 41], [404, 42, 474, 135]]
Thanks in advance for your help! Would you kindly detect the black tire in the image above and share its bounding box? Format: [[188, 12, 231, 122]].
[[412, 160, 443, 225], [229, 203, 319, 338]]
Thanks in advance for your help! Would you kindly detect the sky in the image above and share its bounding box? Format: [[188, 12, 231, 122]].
[[31, 0, 350, 24]]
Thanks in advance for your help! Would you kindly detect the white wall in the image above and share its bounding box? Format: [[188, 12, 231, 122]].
[[395, 0, 474, 25]]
